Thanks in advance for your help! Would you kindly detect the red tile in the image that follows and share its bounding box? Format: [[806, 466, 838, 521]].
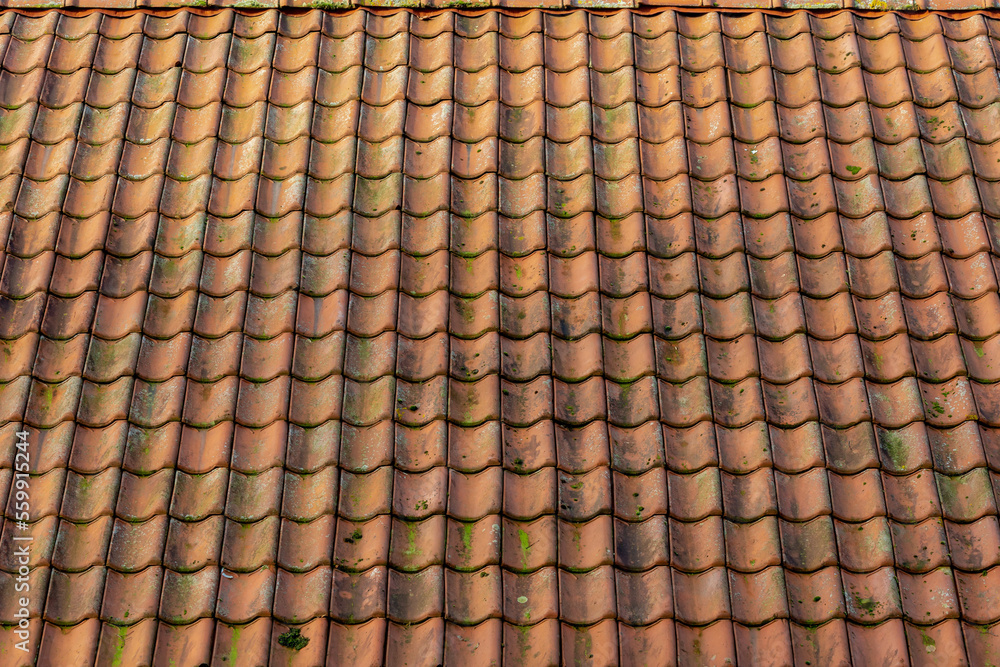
[[327, 618, 385, 667], [619, 618, 675, 667], [675, 619, 737, 666], [847, 618, 909, 666]]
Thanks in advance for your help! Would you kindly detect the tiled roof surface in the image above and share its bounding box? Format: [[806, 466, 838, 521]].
[[2, 6, 1000, 666], [0, 0, 971, 13]]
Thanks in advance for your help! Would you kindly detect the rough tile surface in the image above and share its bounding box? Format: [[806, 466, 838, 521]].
[[1, 7, 1000, 666]]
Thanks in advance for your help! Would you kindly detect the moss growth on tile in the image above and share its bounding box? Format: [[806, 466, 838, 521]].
[[615, 309, 630, 336], [575, 0, 632, 7], [606, 217, 624, 243], [617, 380, 633, 403], [517, 529, 531, 569], [456, 299, 476, 324], [358, 0, 422, 7], [227, 626, 240, 664], [936, 473, 973, 511], [877, 429, 908, 470], [851, 592, 881, 618], [460, 521, 473, 556], [780, 1, 839, 8], [39, 382, 56, 408], [278, 628, 310, 651], [309, 0, 353, 8], [233, 0, 273, 9], [354, 336, 371, 367], [110, 625, 127, 667]]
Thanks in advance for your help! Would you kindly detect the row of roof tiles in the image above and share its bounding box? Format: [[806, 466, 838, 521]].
[[1, 11, 1000, 76], [4, 485, 1000, 565], [11, 327, 1000, 387], [7, 616, 997, 667], [0, 8, 995, 40], [4, 560, 998, 628], [4, 214, 1000, 268], [3, 14, 1000, 76], [0, 444, 997, 521], [0, 0, 993, 10], [6, 375, 1000, 430], [9, 509, 1000, 574], [5, 412, 1000, 472]]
